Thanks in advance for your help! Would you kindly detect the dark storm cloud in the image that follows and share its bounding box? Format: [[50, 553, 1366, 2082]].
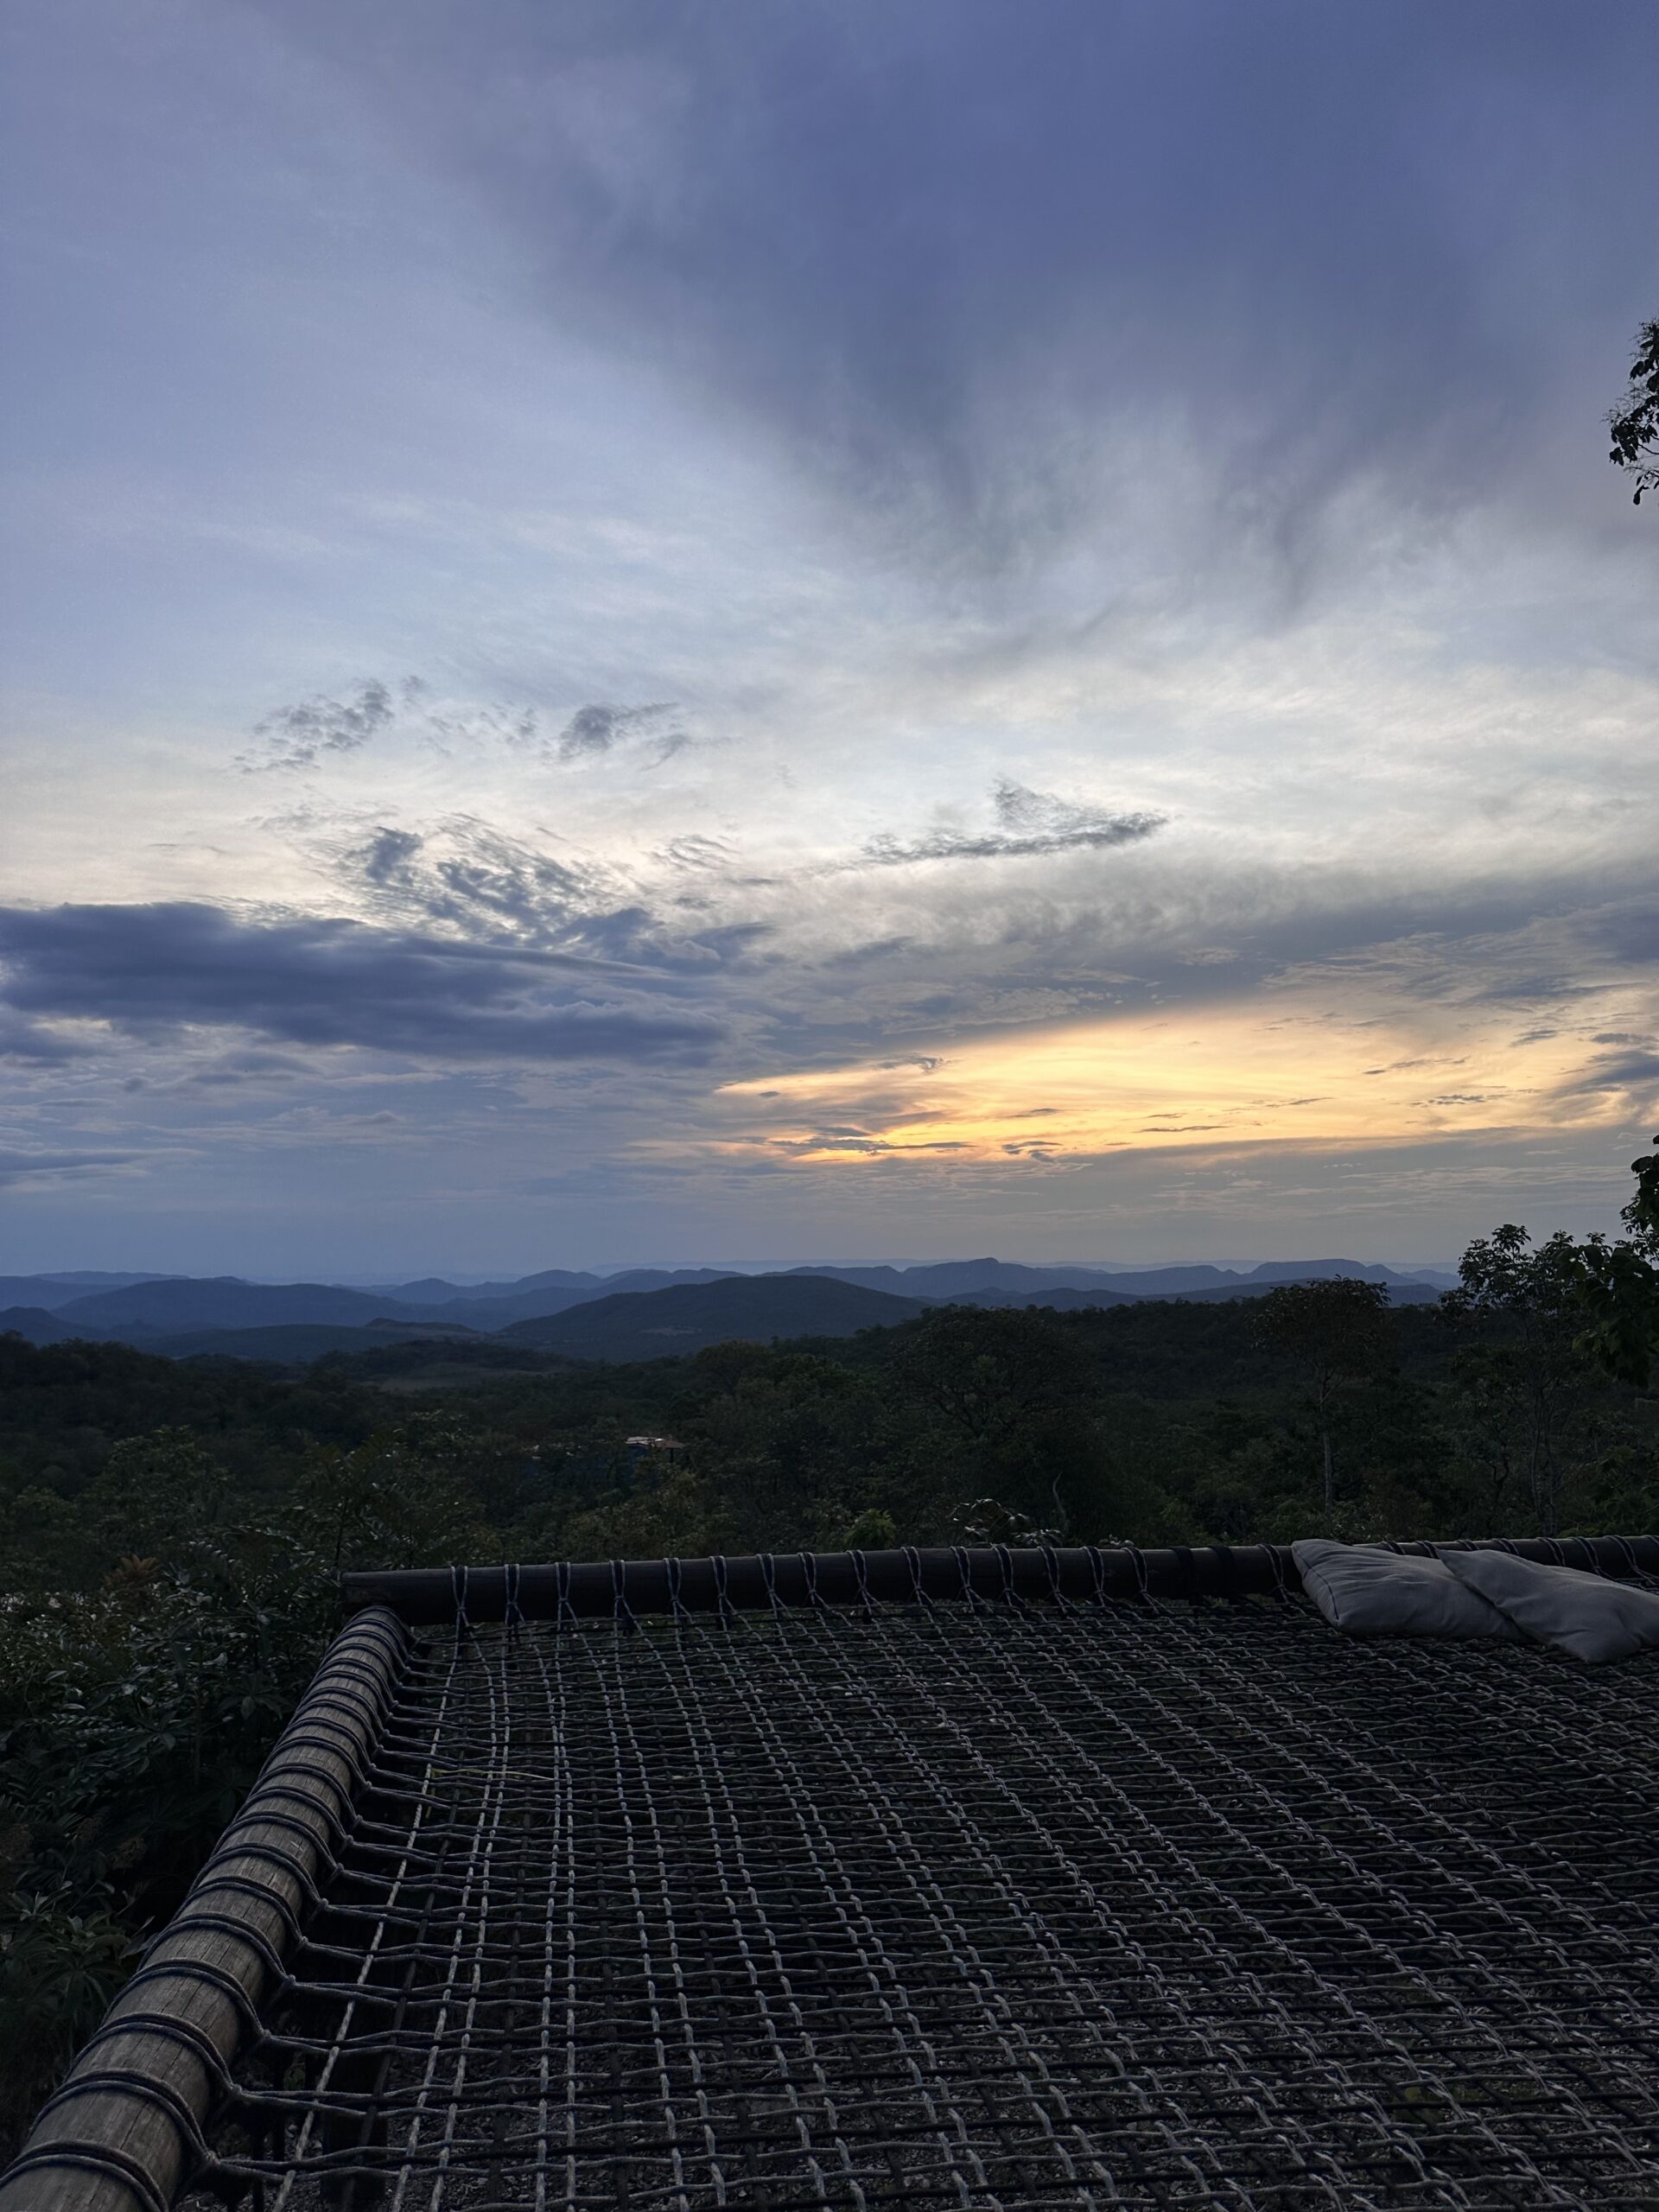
[[1593, 903, 1659, 965], [859, 783, 1166, 869], [267, 0, 1653, 571], [0, 905, 725, 1063], [245, 679, 397, 771], [0, 1011, 98, 1062]]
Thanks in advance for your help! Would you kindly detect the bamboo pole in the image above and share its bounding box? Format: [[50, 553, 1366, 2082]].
[[0, 1607, 408, 2212]]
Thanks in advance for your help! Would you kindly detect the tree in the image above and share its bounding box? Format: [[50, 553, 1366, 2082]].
[[885, 1306, 1095, 1535], [1608, 319, 1659, 504], [1573, 1136, 1659, 1386], [295, 1413, 497, 1572], [1443, 1227, 1592, 1536], [1254, 1280, 1391, 1516]]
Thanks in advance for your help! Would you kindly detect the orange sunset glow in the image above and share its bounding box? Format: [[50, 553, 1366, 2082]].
[[717, 1000, 1642, 1166]]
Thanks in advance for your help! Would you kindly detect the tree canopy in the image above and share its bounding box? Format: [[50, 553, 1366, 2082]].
[[1253, 1278, 1392, 1513], [1609, 318, 1659, 503]]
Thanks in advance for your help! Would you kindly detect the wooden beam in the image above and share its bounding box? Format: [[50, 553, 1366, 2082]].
[[340, 1535, 1659, 1623], [0, 1607, 408, 2212]]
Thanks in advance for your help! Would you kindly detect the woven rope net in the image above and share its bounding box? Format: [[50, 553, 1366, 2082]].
[[188, 1587, 1659, 2210]]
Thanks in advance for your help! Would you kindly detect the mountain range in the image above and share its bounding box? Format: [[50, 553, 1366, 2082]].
[[0, 1256, 1454, 1364]]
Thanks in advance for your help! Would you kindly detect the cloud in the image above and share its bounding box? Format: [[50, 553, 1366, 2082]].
[[859, 782, 1166, 869], [8, 3, 1659, 1273], [1556, 1046, 1659, 1097], [0, 904, 726, 1065], [243, 680, 583, 772], [657, 836, 735, 872], [0, 1011, 99, 1063], [245, 679, 398, 771], [334, 816, 768, 973], [555, 701, 681, 761], [772, 1131, 969, 1155], [348, 821, 609, 942], [269, 3, 1654, 586], [0, 1147, 143, 1188]]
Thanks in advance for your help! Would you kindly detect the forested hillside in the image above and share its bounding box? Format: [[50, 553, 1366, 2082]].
[[3, 1217, 1658, 2153]]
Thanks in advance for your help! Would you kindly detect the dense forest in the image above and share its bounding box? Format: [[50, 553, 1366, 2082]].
[[3, 1198, 1659, 2152]]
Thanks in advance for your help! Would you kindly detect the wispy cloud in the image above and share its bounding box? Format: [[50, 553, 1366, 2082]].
[[0, 1147, 145, 1189], [348, 821, 616, 945], [858, 783, 1166, 869], [554, 701, 683, 762], [243, 679, 398, 772], [275, 3, 1653, 588], [239, 680, 693, 779], [333, 817, 769, 974]]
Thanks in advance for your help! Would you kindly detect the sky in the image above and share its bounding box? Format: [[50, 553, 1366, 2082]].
[[2, 0, 1657, 1276]]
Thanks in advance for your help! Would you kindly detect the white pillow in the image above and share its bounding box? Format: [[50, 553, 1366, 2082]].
[[1292, 1540, 1529, 1642], [1441, 1548, 1659, 1665]]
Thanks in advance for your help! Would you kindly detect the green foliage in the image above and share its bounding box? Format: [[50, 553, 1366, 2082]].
[[1572, 1138, 1659, 1387], [1608, 317, 1659, 504], [0, 1554, 334, 2152], [1440, 1225, 1598, 1537], [1254, 1280, 1392, 1514], [1622, 1137, 1659, 1250], [883, 1306, 1099, 1535], [0, 1396, 508, 2158], [0, 1889, 132, 2145], [1572, 1236, 1659, 1390], [842, 1506, 899, 1550], [296, 1413, 501, 1570]]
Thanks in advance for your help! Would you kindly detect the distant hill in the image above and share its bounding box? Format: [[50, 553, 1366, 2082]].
[[13, 1256, 1452, 1363], [1147, 1276, 1442, 1306], [786, 1259, 1123, 1297], [601, 1267, 739, 1294], [53, 1278, 403, 1334], [1095, 1259, 1455, 1294], [138, 1319, 486, 1363], [503, 1275, 928, 1361], [366, 1268, 606, 1305], [0, 1305, 82, 1345], [0, 1274, 180, 1312], [380, 1268, 743, 1332], [391, 1285, 622, 1330], [943, 1284, 1141, 1311], [785, 1261, 1449, 1309], [784, 1257, 1452, 1300]]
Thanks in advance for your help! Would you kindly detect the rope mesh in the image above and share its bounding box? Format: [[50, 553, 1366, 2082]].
[[190, 1595, 1659, 2210]]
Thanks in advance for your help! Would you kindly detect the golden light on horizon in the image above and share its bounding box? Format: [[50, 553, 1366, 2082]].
[[711, 996, 1643, 1168]]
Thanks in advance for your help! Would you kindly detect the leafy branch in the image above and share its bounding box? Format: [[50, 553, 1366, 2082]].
[[1609, 318, 1659, 504]]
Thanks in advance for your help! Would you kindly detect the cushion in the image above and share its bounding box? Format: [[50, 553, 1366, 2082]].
[[1441, 1548, 1659, 1664], [1292, 1540, 1528, 1642]]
